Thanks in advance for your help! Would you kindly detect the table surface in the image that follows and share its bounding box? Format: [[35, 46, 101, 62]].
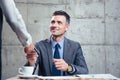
[[6, 74, 119, 80]]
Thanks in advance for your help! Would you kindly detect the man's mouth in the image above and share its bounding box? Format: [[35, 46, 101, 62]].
[[51, 27, 59, 31]]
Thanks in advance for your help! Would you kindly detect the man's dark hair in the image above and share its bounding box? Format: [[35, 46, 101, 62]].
[[52, 10, 70, 24]]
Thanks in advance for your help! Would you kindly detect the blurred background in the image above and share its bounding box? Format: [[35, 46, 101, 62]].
[[2, 0, 120, 79]]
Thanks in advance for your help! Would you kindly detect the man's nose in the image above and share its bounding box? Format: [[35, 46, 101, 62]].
[[52, 22, 58, 26]]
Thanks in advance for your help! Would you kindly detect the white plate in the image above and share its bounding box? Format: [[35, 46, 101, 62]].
[[18, 75, 38, 79]]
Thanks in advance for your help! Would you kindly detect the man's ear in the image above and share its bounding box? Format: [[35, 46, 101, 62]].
[[65, 24, 70, 31]]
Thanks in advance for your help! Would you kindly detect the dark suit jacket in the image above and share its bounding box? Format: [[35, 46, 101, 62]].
[[27, 37, 88, 76]]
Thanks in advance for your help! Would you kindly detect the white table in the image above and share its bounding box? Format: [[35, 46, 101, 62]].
[[6, 74, 119, 80]]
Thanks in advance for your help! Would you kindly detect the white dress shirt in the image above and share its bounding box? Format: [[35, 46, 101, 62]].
[[0, 0, 32, 47]]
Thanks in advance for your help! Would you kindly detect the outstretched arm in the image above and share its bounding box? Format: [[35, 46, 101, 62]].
[[0, 0, 35, 53], [0, 0, 32, 47]]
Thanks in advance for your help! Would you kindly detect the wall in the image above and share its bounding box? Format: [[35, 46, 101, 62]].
[[2, 0, 120, 79]]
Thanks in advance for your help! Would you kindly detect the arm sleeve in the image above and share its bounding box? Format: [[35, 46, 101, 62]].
[[0, 0, 32, 47], [73, 43, 88, 74]]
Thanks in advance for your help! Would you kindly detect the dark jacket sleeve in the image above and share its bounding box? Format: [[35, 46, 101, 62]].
[[73, 43, 88, 74], [65, 40, 89, 75]]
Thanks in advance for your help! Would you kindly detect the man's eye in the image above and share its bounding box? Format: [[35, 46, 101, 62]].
[[51, 21, 55, 24], [58, 21, 62, 24]]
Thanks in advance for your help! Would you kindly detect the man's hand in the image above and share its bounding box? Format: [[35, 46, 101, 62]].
[[26, 50, 38, 66], [53, 59, 69, 71], [24, 43, 35, 54]]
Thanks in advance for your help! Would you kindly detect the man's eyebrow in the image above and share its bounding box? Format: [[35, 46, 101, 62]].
[[57, 21, 62, 24]]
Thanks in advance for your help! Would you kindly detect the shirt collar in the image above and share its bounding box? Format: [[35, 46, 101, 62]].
[[51, 38, 64, 49]]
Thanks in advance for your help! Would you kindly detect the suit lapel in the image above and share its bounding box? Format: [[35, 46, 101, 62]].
[[44, 39, 53, 74], [63, 38, 71, 63]]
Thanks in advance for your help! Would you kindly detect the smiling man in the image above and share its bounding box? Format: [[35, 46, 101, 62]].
[[25, 10, 88, 76]]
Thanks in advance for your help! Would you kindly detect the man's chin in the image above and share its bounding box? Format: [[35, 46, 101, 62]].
[[53, 34, 62, 37], [52, 31, 65, 37]]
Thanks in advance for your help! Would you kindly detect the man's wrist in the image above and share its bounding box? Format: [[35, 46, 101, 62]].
[[67, 64, 73, 72]]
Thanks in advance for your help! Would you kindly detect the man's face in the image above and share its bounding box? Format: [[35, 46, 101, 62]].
[[50, 15, 69, 37]]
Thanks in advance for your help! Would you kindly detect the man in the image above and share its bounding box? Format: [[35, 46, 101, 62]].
[[0, 0, 34, 79], [26, 10, 88, 76]]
